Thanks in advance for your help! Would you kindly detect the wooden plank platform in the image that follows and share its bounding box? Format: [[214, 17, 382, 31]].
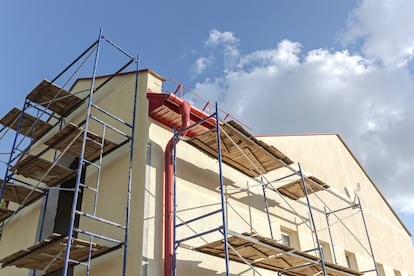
[[26, 80, 83, 117], [0, 207, 13, 222], [0, 108, 52, 141], [45, 123, 118, 162], [11, 155, 75, 187], [277, 176, 329, 200], [195, 232, 361, 276], [189, 121, 293, 177], [0, 233, 121, 273], [1, 181, 44, 206]]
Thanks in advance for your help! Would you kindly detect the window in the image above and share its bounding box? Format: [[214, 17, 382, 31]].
[[279, 227, 300, 249], [394, 269, 401, 276], [345, 255, 351, 268], [319, 241, 332, 262], [344, 251, 358, 271], [376, 263, 385, 276], [280, 232, 291, 247]]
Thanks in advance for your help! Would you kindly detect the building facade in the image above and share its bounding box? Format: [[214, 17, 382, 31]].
[[0, 40, 412, 276]]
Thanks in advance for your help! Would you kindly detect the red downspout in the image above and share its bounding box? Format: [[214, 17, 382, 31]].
[[164, 101, 191, 276]]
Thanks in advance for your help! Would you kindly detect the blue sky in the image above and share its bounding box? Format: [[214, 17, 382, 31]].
[[1, 0, 414, 244]]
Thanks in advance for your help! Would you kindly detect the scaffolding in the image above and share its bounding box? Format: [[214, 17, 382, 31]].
[[156, 85, 381, 275], [0, 30, 139, 275]]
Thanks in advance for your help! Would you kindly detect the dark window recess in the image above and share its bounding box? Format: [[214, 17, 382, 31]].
[[44, 159, 85, 276]]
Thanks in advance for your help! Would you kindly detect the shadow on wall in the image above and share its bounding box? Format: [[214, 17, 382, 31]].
[[175, 156, 301, 228]]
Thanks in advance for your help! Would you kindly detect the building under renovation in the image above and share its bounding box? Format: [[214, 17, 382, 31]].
[[0, 34, 413, 276]]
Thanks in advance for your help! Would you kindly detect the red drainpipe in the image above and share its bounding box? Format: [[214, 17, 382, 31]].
[[164, 101, 191, 276]]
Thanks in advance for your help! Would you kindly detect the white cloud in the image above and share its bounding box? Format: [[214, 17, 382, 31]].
[[190, 26, 414, 216], [390, 195, 414, 214], [204, 29, 240, 71], [190, 29, 242, 77], [191, 56, 214, 75], [238, 40, 301, 71], [206, 29, 239, 47], [342, 0, 414, 67]]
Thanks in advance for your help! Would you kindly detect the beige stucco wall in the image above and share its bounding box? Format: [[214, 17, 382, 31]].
[[143, 121, 414, 275], [261, 134, 414, 275]]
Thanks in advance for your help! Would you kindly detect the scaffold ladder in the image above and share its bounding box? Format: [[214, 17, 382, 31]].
[[62, 30, 139, 276]]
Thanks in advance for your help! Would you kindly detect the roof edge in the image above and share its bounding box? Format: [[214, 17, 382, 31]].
[[335, 134, 412, 237], [68, 69, 166, 91]]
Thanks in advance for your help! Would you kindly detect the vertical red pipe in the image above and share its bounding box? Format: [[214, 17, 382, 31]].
[[164, 101, 191, 276]]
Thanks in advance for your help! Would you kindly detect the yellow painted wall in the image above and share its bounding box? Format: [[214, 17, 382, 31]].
[[0, 201, 41, 276]]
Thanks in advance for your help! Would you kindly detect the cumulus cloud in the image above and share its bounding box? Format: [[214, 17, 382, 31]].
[[238, 40, 301, 71], [189, 29, 241, 78], [191, 56, 214, 75], [190, 26, 414, 215], [206, 29, 239, 47], [342, 0, 414, 67]]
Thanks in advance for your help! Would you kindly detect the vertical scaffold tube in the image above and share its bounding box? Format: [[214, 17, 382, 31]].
[[122, 54, 140, 276], [62, 28, 103, 276], [358, 197, 379, 276], [298, 162, 328, 276], [215, 103, 230, 276]]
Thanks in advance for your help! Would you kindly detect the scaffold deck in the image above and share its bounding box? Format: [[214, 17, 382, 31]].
[[0, 233, 121, 273], [45, 123, 117, 162], [0, 208, 13, 222], [277, 176, 329, 200], [0, 108, 52, 141], [26, 80, 83, 117], [11, 155, 75, 187], [1, 182, 44, 205], [195, 232, 361, 276], [190, 121, 293, 177]]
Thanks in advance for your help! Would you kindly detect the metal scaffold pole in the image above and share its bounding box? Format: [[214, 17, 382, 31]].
[[324, 206, 338, 264], [298, 162, 328, 276], [122, 52, 140, 276], [173, 125, 178, 276], [358, 197, 379, 276], [62, 27, 103, 276], [215, 103, 230, 276], [262, 182, 274, 239]]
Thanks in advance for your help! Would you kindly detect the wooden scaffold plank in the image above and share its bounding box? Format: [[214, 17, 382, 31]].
[[0, 233, 121, 273], [0, 108, 52, 141], [189, 121, 293, 177], [0, 208, 13, 222], [277, 176, 329, 200], [11, 155, 75, 187], [195, 232, 362, 276], [45, 123, 118, 162], [26, 80, 83, 117], [0, 180, 44, 206]]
